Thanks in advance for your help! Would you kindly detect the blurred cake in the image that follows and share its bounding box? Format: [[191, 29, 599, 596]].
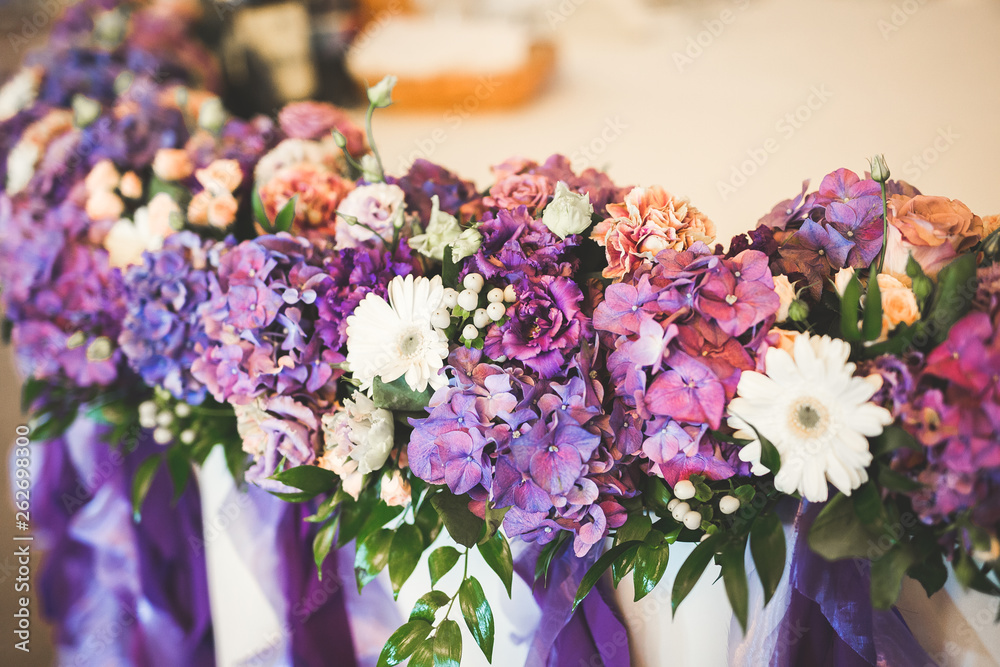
[[346, 15, 555, 111]]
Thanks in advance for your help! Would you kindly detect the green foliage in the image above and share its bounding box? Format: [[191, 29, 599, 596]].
[[430, 492, 484, 548], [389, 524, 426, 598], [376, 620, 433, 667], [672, 533, 721, 615], [634, 530, 670, 602], [428, 547, 462, 588], [750, 511, 786, 604], [131, 455, 162, 522], [839, 273, 863, 342], [458, 577, 494, 662], [355, 528, 394, 591], [478, 532, 514, 597], [372, 376, 434, 412]]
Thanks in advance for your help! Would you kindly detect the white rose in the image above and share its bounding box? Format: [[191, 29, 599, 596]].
[[379, 470, 412, 508], [409, 195, 462, 261], [345, 393, 395, 475], [833, 266, 856, 297], [541, 181, 594, 239]]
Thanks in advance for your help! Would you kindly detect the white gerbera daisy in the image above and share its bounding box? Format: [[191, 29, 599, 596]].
[[727, 333, 892, 502], [345, 274, 449, 394]]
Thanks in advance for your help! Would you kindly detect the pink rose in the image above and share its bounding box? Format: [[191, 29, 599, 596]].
[[278, 101, 366, 156], [884, 194, 982, 277], [484, 173, 553, 214]]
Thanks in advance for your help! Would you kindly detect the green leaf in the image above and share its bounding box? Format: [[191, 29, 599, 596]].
[[429, 546, 462, 587], [355, 528, 394, 591], [459, 577, 494, 663], [869, 425, 920, 457], [808, 492, 882, 560], [31, 411, 76, 442], [925, 253, 978, 345], [131, 455, 162, 522], [408, 642, 434, 667], [862, 275, 883, 341], [252, 187, 271, 232], [672, 533, 720, 615], [441, 244, 459, 288], [389, 524, 426, 598], [433, 619, 463, 667], [616, 513, 653, 546], [634, 531, 670, 602], [481, 504, 510, 542], [870, 543, 916, 609], [906, 254, 933, 310], [612, 543, 641, 587], [750, 511, 786, 604], [839, 274, 863, 343], [415, 494, 444, 544], [268, 465, 339, 495], [907, 549, 948, 598], [313, 518, 338, 576], [478, 532, 514, 597], [165, 446, 191, 503], [376, 619, 432, 667], [408, 590, 451, 624], [643, 477, 672, 512], [534, 532, 569, 585], [372, 376, 434, 412], [573, 541, 641, 611], [757, 430, 781, 475], [21, 378, 46, 413], [304, 494, 340, 523], [719, 535, 750, 632], [431, 492, 484, 549], [852, 483, 889, 529], [878, 465, 923, 493], [273, 195, 298, 233]]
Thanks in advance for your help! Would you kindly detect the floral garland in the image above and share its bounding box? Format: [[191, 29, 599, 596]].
[[3, 2, 1000, 665]]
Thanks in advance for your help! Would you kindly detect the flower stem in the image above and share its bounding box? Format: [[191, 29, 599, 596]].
[[365, 103, 385, 183], [876, 180, 889, 274]]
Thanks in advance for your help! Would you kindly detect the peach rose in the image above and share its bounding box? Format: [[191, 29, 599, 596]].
[[982, 214, 1000, 238], [379, 470, 411, 508], [877, 273, 919, 340], [207, 193, 239, 228], [146, 193, 181, 237], [196, 159, 243, 195], [119, 171, 143, 199], [187, 190, 212, 226], [260, 162, 355, 236], [884, 194, 983, 277], [152, 148, 193, 182], [773, 274, 796, 322], [484, 173, 553, 214], [85, 190, 125, 221], [84, 159, 120, 194], [592, 186, 716, 280]]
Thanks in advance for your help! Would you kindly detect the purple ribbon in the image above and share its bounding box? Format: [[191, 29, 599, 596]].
[[771, 502, 935, 667], [27, 415, 214, 666], [514, 543, 632, 667]]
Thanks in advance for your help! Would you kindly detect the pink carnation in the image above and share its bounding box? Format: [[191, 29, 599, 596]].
[[278, 101, 366, 156], [258, 163, 355, 238]]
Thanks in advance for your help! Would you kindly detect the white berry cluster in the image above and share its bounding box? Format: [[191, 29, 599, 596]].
[[432, 272, 514, 344], [666, 479, 741, 535], [139, 396, 196, 446]]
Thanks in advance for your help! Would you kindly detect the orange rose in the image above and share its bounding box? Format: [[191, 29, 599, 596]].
[[152, 148, 193, 182], [207, 193, 239, 228], [84, 159, 120, 194], [187, 190, 212, 226], [196, 159, 243, 195], [877, 273, 919, 340], [884, 194, 982, 277], [119, 171, 143, 200]]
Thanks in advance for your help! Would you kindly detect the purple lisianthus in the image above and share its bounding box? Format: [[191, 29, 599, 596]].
[[119, 232, 224, 404], [483, 275, 586, 378]]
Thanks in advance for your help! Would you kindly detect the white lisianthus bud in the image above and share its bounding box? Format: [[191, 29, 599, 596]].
[[473, 308, 491, 329], [463, 272, 485, 293], [673, 479, 696, 500], [773, 274, 796, 323], [442, 288, 459, 309], [431, 308, 452, 330], [870, 154, 890, 184], [462, 324, 479, 340], [503, 284, 517, 302], [457, 289, 479, 312], [719, 495, 741, 515], [834, 266, 856, 297], [451, 228, 482, 263], [541, 181, 594, 239], [367, 75, 397, 109], [486, 302, 507, 321], [153, 427, 173, 445], [487, 288, 504, 303], [359, 154, 382, 184], [409, 195, 461, 261], [331, 129, 347, 149], [671, 502, 691, 522], [683, 511, 702, 530]]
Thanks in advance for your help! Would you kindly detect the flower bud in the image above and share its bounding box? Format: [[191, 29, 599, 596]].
[[671, 502, 691, 522], [719, 495, 741, 515], [367, 75, 397, 109], [462, 324, 479, 340], [487, 288, 504, 303], [331, 129, 347, 149], [682, 511, 702, 530], [180, 429, 196, 445], [503, 284, 517, 302], [788, 299, 810, 322], [870, 154, 890, 184], [174, 402, 192, 418], [463, 272, 485, 293], [153, 427, 173, 445], [431, 307, 452, 330], [473, 308, 491, 329], [667, 498, 681, 512], [442, 288, 459, 309], [198, 96, 227, 134], [457, 289, 479, 312], [156, 411, 173, 427], [673, 479, 696, 500]]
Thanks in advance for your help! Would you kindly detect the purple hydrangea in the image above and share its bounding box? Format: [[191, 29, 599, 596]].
[[119, 232, 225, 404], [594, 243, 780, 486], [408, 347, 636, 556], [192, 233, 343, 405], [390, 159, 481, 225]]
